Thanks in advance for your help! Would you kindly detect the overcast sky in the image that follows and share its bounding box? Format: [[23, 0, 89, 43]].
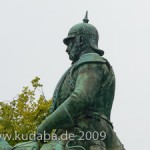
[[0, 0, 150, 149]]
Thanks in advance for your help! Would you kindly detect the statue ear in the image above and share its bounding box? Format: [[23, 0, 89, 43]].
[[79, 36, 84, 46]]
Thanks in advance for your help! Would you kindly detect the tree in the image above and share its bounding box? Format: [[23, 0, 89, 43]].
[[0, 77, 52, 146]]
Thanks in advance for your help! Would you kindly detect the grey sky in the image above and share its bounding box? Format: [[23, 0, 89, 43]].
[[0, 0, 150, 149]]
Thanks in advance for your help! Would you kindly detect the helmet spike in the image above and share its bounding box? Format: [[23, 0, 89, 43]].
[[83, 11, 89, 23]]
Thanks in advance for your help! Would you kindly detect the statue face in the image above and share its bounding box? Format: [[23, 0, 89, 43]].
[[65, 36, 81, 62]]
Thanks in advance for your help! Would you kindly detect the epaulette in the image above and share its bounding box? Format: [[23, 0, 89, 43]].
[[75, 53, 106, 68]]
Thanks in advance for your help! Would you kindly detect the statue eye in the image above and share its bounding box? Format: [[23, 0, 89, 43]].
[[69, 42, 73, 47], [65, 37, 75, 46], [67, 39, 74, 47]]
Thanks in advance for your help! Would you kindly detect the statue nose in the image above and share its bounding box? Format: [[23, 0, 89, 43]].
[[66, 47, 70, 54], [66, 48, 68, 53]]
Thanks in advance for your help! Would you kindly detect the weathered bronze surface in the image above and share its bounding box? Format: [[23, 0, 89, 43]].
[[37, 12, 125, 150], [0, 137, 12, 150]]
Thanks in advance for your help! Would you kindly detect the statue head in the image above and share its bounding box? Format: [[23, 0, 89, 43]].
[[63, 11, 104, 62]]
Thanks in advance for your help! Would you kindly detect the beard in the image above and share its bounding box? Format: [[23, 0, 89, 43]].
[[68, 44, 81, 62]]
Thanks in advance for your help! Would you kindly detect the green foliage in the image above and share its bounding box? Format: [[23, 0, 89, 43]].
[[0, 77, 52, 146]]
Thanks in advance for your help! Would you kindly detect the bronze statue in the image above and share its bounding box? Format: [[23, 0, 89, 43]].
[[37, 12, 125, 150]]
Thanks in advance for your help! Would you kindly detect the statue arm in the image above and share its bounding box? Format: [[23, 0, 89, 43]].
[[37, 63, 103, 134], [64, 63, 103, 118]]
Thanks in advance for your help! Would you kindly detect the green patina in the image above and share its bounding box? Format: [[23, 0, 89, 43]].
[[1, 12, 125, 150], [37, 12, 125, 150]]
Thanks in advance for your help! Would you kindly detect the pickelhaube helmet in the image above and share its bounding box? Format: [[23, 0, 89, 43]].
[[63, 11, 104, 56]]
